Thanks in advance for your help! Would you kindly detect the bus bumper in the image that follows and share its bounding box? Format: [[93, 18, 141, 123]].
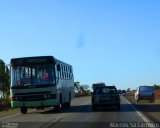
[[11, 99, 57, 108]]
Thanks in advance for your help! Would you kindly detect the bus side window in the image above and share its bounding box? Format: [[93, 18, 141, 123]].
[[57, 64, 61, 71], [57, 64, 62, 78], [59, 64, 62, 78]]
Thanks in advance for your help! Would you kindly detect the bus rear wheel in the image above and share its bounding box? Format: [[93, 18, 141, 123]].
[[66, 100, 71, 108], [20, 107, 27, 114], [66, 92, 71, 108]]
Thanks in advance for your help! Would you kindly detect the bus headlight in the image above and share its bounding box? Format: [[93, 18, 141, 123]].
[[47, 94, 56, 99], [10, 96, 19, 101]]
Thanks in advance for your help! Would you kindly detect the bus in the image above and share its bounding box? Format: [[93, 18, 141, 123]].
[[10, 56, 74, 114]]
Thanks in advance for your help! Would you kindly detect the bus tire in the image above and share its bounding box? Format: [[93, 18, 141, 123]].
[[92, 105, 97, 111], [54, 104, 60, 111], [66, 92, 71, 108], [20, 107, 27, 114], [61, 103, 66, 108], [36, 107, 40, 110], [117, 104, 120, 110], [40, 107, 44, 109], [65, 101, 71, 108]]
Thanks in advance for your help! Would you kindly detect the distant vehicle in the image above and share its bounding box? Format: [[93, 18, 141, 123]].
[[91, 86, 120, 111], [135, 86, 155, 102], [117, 89, 122, 94], [92, 82, 105, 90], [10, 56, 74, 114], [121, 90, 126, 93]]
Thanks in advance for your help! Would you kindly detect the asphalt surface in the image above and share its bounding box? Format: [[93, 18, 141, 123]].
[[0, 96, 158, 128], [124, 93, 160, 123]]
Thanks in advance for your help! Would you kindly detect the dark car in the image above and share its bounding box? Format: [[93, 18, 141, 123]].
[[117, 89, 122, 94], [121, 90, 126, 94], [91, 86, 120, 111]]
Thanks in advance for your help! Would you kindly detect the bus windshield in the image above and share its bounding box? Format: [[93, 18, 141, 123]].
[[11, 64, 55, 87]]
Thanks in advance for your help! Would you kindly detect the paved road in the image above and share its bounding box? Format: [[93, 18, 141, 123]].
[[124, 93, 160, 123], [0, 96, 156, 128]]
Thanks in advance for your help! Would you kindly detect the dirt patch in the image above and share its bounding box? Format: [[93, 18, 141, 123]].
[[155, 90, 160, 101]]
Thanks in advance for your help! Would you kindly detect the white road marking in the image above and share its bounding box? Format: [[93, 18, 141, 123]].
[[122, 96, 157, 128]]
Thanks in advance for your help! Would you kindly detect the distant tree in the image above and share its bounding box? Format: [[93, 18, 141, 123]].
[[83, 85, 90, 90], [153, 84, 160, 90], [127, 88, 131, 92], [0, 59, 10, 98], [74, 82, 80, 87], [74, 82, 82, 93], [74, 82, 91, 95]]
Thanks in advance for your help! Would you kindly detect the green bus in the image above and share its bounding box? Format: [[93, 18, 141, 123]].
[[10, 56, 74, 114]]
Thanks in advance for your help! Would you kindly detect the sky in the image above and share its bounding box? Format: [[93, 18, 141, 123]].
[[0, 0, 160, 90]]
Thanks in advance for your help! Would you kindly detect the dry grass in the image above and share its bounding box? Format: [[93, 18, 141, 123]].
[[155, 90, 160, 100]]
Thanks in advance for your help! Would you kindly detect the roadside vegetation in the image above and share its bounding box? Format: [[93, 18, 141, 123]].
[[0, 59, 10, 110], [74, 82, 91, 97], [0, 59, 10, 98]]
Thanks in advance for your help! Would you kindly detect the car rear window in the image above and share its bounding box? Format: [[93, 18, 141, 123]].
[[95, 88, 117, 94], [139, 86, 153, 92]]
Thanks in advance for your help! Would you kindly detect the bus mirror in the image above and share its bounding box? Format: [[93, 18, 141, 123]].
[[57, 64, 60, 71], [5, 64, 10, 75]]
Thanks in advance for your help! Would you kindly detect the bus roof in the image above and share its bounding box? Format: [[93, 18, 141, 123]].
[[10, 56, 72, 67], [11, 56, 54, 66]]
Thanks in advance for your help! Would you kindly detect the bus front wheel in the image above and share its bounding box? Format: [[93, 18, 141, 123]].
[[54, 104, 60, 111], [20, 107, 27, 114]]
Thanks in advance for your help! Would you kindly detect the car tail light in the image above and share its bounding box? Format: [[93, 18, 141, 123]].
[[47, 94, 56, 99]]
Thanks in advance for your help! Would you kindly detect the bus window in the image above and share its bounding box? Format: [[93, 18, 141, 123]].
[[11, 64, 55, 87], [57, 64, 60, 71]]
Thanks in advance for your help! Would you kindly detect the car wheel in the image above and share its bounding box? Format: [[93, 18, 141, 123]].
[[92, 105, 97, 111], [117, 104, 120, 110]]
